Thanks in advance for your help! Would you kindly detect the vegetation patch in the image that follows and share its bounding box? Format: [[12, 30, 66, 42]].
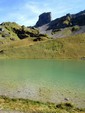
[[0, 96, 85, 113], [0, 33, 85, 59], [71, 25, 80, 32]]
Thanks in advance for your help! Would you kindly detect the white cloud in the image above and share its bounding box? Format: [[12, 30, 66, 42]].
[[24, 4, 41, 15], [23, 1, 52, 15], [6, 1, 53, 26]]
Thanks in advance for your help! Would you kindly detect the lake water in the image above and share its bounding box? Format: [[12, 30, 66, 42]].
[[0, 59, 85, 108]]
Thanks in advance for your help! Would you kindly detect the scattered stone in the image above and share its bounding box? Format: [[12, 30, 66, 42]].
[[81, 57, 85, 60], [2, 33, 10, 38], [17, 90, 21, 93], [10, 38, 15, 41], [33, 37, 42, 41], [64, 98, 69, 101], [0, 50, 4, 54], [56, 103, 73, 109], [0, 27, 4, 32]]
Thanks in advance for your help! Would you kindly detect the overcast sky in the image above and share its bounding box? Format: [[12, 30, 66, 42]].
[[0, 0, 85, 26]]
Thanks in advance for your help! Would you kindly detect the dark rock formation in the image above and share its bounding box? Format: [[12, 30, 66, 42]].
[[75, 10, 85, 17], [34, 10, 85, 38], [48, 11, 85, 30], [72, 14, 85, 26], [35, 12, 51, 27], [48, 13, 72, 30], [35, 10, 85, 31]]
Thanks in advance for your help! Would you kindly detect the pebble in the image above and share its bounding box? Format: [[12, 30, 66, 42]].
[[17, 91, 21, 93], [64, 98, 69, 101]]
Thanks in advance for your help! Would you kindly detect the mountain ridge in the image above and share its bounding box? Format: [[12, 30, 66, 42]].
[[35, 10, 85, 38], [35, 10, 85, 29]]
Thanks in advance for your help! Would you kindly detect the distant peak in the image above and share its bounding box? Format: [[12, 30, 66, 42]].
[[35, 12, 52, 27]]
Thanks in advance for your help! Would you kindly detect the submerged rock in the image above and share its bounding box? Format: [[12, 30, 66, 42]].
[[64, 98, 69, 101]]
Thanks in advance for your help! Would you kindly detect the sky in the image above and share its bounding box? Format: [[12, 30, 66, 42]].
[[0, 0, 85, 26]]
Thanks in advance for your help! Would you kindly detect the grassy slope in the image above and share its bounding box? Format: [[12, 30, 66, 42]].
[[0, 96, 85, 113], [51, 27, 72, 37], [0, 33, 85, 59], [0, 22, 21, 40], [0, 22, 41, 41]]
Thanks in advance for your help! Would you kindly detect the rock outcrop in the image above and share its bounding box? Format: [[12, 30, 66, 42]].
[[35, 10, 85, 30], [34, 10, 85, 38], [35, 12, 51, 27], [48, 13, 72, 30], [72, 11, 85, 26], [48, 12, 85, 30]]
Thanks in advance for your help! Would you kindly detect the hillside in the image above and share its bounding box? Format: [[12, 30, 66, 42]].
[[0, 10, 85, 59], [0, 22, 49, 41], [0, 33, 85, 59]]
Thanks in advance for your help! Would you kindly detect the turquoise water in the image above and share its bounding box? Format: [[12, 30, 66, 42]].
[[0, 59, 85, 107]]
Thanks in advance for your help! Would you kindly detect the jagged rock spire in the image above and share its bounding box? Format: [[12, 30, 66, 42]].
[[35, 12, 51, 27]]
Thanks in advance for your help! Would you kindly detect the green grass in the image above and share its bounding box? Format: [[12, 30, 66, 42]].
[[0, 22, 51, 44], [0, 22, 21, 40], [51, 27, 72, 36], [0, 33, 85, 59], [0, 96, 85, 113]]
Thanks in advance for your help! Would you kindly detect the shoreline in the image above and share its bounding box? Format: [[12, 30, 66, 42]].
[[0, 56, 85, 60], [0, 96, 85, 113]]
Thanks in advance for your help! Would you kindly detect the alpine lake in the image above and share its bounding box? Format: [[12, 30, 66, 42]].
[[0, 59, 85, 108]]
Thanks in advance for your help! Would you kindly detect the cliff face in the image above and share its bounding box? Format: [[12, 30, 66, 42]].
[[72, 12, 85, 26], [48, 11, 85, 30], [48, 14, 72, 30], [35, 10, 85, 38], [35, 12, 51, 27], [35, 10, 85, 30]]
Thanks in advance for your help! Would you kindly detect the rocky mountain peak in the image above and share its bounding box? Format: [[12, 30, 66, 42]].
[[35, 12, 51, 27]]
